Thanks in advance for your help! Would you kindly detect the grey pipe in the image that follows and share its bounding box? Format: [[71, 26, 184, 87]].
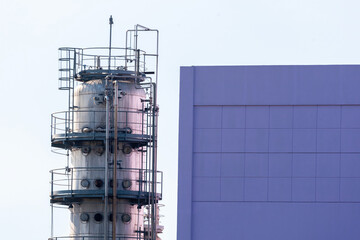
[[108, 15, 113, 72], [104, 93, 110, 240], [112, 80, 118, 240], [151, 82, 157, 240]]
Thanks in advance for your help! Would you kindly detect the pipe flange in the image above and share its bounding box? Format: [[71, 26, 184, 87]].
[[94, 213, 103, 223], [122, 179, 132, 189], [122, 144, 132, 154], [94, 179, 103, 188], [80, 213, 89, 222], [81, 146, 91, 155], [121, 213, 131, 224], [80, 179, 90, 189]]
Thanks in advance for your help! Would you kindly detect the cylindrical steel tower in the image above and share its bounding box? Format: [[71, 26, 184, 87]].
[[49, 21, 163, 240]]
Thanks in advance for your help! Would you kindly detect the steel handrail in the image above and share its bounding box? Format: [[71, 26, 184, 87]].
[[51, 109, 154, 139], [50, 167, 163, 197], [49, 235, 145, 240], [58, 47, 150, 78]]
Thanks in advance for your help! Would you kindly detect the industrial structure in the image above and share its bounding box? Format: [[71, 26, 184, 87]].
[[49, 17, 163, 240], [178, 65, 360, 240]]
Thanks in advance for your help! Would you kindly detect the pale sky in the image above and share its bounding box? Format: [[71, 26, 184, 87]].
[[1, 0, 360, 239]]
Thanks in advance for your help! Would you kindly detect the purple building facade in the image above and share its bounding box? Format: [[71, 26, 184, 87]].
[[177, 65, 360, 240]]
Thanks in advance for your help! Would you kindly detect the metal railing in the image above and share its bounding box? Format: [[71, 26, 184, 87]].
[[50, 167, 163, 198], [58, 47, 150, 82], [51, 109, 152, 140], [49, 235, 145, 240]]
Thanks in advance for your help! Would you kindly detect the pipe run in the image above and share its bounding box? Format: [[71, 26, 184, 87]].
[[112, 80, 118, 240], [104, 93, 110, 240]]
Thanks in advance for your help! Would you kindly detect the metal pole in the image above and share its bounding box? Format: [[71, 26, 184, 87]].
[[135, 50, 140, 80], [51, 203, 54, 238], [105, 15, 113, 240], [51, 171, 54, 197], [108, 16, 114, 72], [155, 30, 159, 85], [67, 50, 71, 114], [134, 25, 138, 53], [72, 49, 76, 128], [71, 169, 73, 195], [134, 25, 139, 79], [151, 83, 158, 240], [112, 80, 118, 240], [125, 30, 129, 70], [104, 93, 110, 240], [153, 30, 159, 239]]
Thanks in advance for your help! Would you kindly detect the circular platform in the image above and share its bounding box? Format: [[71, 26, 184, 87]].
[[51, 132, 152, 149], [50, 189, 162, 206]]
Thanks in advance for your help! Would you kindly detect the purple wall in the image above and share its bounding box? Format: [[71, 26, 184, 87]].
[[177, 65, 360, 240]]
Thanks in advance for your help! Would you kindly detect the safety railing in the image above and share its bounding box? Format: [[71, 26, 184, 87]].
[[59, 47, 148, 76], [50, 167, 163, 198], [49, 235, 145, 240], [51, 109, 153, 141]]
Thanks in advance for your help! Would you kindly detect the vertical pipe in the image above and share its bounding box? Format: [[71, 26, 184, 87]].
[[51, 171, 54, 238], [67, 150, 70, 169], [67, 50, 71, 114], [134, 25, 138, 53], [65, 111, 68, 138], [137, 208, 140, 240], [151, 83, 158, 240], [50, 203, 54, 239], [105, 15, 113, 240], [140, 104, 144, 200], [145, 97, 151, 237], [97, 56, 101, 69], [81, 49, 84, 72], [51, 114, 54, 137], [71, 169, 73, 195], [125, 31, 128, 70], [104, 93, 110, 240], [134, 25, 139, 79], [72, 49, 76, 128], [113, 80, 118, 240], [51, 171, 54, 196], [108, 15, 113, 72], [135, 50, 140, 80], [155, 31, 159, 85]]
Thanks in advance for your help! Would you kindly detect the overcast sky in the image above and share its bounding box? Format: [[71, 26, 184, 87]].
[[1, 0, 359, 239]]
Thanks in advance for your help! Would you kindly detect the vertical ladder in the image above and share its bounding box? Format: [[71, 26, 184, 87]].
[[58, 48, 75, 90], [58, 48, 77, 133]]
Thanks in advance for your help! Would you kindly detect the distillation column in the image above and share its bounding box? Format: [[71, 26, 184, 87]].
[[69, 78, 146, 238], [50, 23, 163, 240]]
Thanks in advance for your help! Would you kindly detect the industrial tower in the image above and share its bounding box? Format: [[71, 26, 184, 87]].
[[49, 17, 163, 240]]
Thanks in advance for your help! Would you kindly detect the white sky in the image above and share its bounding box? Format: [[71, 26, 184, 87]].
[[1, 0, 360, 239]]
